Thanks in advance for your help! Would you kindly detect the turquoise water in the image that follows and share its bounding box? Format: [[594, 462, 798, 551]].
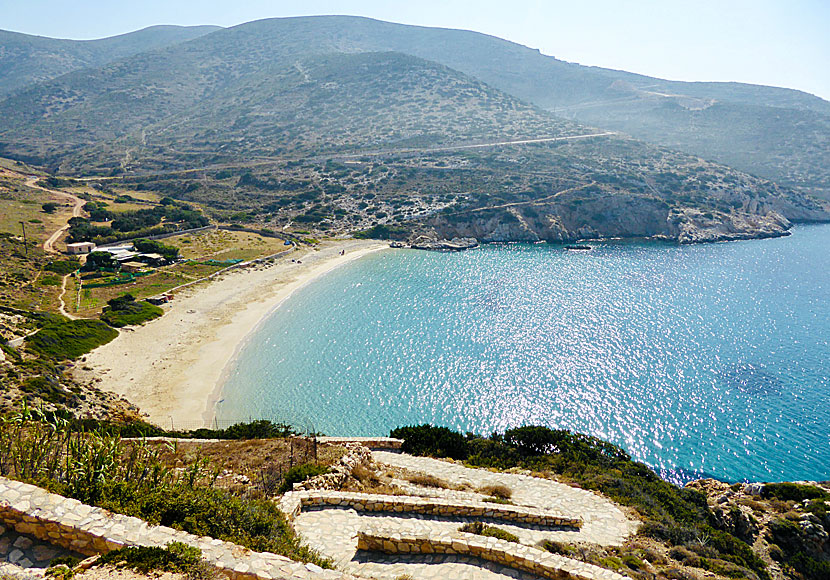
[[220, 225, 830, 483]]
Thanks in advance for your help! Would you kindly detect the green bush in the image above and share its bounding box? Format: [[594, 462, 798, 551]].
[[762, 482, 829, 502], [390, 424, 469, 459], [26, 318, 118, 360], [39, 275, 62, 286], [100, 294, 163, 327], [45, 260, 80, 275], [97, 542, 202, 574], [278, 463, 329, 494], [458, 521, 519, 542]]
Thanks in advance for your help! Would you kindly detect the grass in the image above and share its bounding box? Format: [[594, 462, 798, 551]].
[[25, 317, 118, 359], [479, 484, 512, 500], [406, 473, 450, 489]]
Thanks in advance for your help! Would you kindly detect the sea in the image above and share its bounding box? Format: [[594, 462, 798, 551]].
[[219, 224, 830, 484]]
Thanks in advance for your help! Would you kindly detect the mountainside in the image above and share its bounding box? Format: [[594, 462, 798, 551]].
[[0, 17, 827, 245], [0, 24, 222, 96], [236, 15, 828, 198], [76, 14, 821, 200]]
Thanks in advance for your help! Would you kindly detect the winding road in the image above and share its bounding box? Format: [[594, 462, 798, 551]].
[[24, 176, 86, 318], [26, 177, 86, 254]]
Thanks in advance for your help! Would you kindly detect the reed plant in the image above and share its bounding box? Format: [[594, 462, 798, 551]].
[[0, 406, 330, 567]]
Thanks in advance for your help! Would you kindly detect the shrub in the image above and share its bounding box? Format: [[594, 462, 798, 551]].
[[390, 424, 469, 459], [39, 275, 62, 286], [100, 294, 163, 327], [26, 318, 118, 360], [278, 463, 329, 494], [407, 474, 449, 488], [459, 521, 519, 543], [97, 542, 202, 574], [762, 482, 829, 502], [45, 260, 79, 275], [479, 484, 512, 500], [42, 202, 59, 213]]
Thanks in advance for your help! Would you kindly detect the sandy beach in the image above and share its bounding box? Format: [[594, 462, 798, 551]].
[[73, 239, 388, 428]]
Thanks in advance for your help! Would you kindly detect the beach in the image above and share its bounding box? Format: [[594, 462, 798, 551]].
[[73, 239, 388, 428]]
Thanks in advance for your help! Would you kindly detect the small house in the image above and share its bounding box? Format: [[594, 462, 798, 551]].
[[66, 241, 96, 255], [137, 253, 168, 267]]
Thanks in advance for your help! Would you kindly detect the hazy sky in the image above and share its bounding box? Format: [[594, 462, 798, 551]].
[[3, 0, 829, 100]]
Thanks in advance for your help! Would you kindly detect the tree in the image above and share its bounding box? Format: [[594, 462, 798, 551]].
[[41, 202, 59, 213], [83, 251, 118, 271]]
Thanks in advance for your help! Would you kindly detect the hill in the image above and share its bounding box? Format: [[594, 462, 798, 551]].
[[0, 18, 827, 244], [0, 24, 222, 96]]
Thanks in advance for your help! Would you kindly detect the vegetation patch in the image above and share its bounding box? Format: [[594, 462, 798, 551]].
[[0, 412, 331, 568], [25, 317, 118, 359], [761, 482, 829, 502], [459, 521, 519, 543], [96, 542, 207, 576], [100, 293, 163, 327], [277, 463, 329, 494]]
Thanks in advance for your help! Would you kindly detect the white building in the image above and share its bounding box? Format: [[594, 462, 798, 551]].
[[65, 242, 96, 255]]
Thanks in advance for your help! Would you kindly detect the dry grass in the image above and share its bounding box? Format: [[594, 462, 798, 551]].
[[134, 439, 347, 495], [479, 484, 512, 500], [406, 473, 450, 489]]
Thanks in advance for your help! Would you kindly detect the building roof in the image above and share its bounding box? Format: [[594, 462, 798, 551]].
[[138, 253, 166, 260], [66, 241, 96, 248]]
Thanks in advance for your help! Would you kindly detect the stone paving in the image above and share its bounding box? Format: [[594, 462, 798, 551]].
[[290, 450, 639, 580], [372, 451, 638, 546], [0, 477, 359, 580], [357, 528, 626, 580]]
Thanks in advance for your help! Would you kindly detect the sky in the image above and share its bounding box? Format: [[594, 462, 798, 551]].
[[2, 0, 829, 100]]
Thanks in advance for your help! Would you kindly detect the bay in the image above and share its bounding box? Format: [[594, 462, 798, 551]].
[[220, 225, 830, 483]]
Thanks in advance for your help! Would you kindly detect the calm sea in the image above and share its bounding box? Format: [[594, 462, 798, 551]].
[[220, 225, 830, 483]]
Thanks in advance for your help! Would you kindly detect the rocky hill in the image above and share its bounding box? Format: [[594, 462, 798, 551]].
[[0, 25, 221, 97], [0, 17, 828, 244]]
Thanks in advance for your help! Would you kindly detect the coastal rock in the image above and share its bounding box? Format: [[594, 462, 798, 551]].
[[408, 235, 479, 251], [417, 186, 830, 245]]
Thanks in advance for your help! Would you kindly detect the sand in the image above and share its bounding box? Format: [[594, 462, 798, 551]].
[[73, 240, 388, 428]]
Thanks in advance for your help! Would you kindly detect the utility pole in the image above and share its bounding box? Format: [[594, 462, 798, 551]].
[[19, 221, 28, 258]]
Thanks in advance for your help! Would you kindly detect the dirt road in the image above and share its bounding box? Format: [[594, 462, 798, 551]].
[[26, 177, 85, 254]]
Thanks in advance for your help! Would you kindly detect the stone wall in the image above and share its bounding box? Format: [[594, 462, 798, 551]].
[[293, 443, 372, 491], [0, 477, 357, 580], [357, 527, 626, 580], [279, 490, 582, 528]]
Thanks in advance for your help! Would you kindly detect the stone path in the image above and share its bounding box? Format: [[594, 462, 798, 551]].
[[372, 451, 638, 546], [290, 451, 639, 580]]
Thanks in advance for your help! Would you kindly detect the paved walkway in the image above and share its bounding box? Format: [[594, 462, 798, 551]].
[[372, 451, 637, 546], [291, 451, 638, 580]]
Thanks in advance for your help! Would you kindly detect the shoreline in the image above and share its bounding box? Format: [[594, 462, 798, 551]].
[[73, 239, 388, 429]]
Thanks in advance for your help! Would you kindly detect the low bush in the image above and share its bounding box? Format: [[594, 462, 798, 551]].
[[26, 318, 118, 360], [278, 463, 329, 494], [390, 424, 469, 459], [407, 474, 449, 488], [45, 260, 79, 275], [458, 521, 519, 543], [100, 294, 163, 327], [762, 482, 829, 502], [479, 484, 512, 500], [97, 542, 204, 575]]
